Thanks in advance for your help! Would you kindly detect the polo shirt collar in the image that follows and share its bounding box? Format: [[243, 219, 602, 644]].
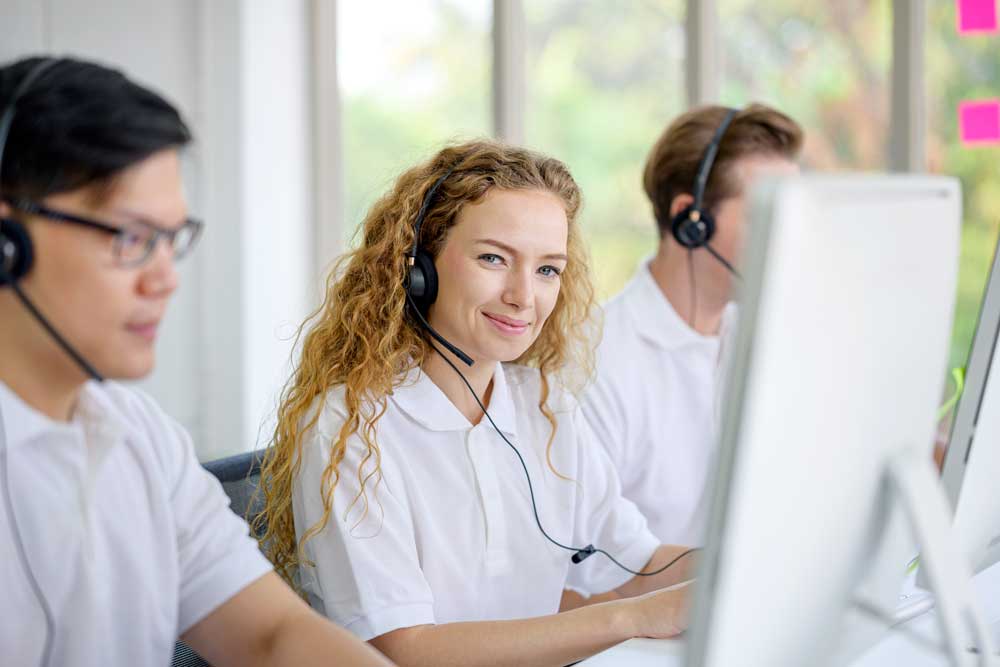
[[0, 380, 124, 453], [390, 362, 519, 438], [626, 258, 724, 351]]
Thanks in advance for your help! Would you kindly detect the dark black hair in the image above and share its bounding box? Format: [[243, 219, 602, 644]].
[[0, 55, 192, 200]]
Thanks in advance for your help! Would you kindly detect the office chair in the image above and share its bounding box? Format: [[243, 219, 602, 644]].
[[171, 449, 269, 667]]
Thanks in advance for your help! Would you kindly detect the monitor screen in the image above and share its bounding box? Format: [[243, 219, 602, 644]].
[[689, 175, 961, 667]]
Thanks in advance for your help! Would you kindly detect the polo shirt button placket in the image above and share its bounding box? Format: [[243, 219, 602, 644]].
[[468, 425, 510, 575]]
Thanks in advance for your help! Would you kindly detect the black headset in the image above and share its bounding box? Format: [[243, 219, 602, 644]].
[[405, 168, 451, 314], [401, 159, 700, 578], [668, 107, 741, 278], [404, 162, 474, 367], [670, 109, 742, 329], [0, 58, 104, 382], [669, 107, 738, 250]]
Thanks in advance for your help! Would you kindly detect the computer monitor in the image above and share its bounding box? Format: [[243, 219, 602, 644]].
[[688, 175, 962, 666], [941, 231, 1000, 575]]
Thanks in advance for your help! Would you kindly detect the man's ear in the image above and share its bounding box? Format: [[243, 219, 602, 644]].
[[668, 193, 695, 219]]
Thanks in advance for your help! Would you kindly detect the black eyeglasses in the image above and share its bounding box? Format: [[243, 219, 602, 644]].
[[5, 197, 203, 267]]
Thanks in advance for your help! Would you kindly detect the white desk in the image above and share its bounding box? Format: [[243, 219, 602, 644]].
[[580, 561, 1000, 666], [850, 560, 1000, 666], [578, 638, 685, 666]]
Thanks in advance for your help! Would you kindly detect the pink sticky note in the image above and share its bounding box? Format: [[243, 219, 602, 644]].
[[957, 0, 998, 33], [959, 100, 1000, 145]]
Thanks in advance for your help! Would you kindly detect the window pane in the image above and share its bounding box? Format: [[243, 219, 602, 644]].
[[339, 0, 491, 242], [525, 0, 686, 299], [720, 0, 892, 170], [928, 3, 1000, 371]]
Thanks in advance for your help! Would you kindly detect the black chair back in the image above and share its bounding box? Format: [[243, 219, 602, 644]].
[[203, 449, 268, 538], [172, 449, 270, 667]]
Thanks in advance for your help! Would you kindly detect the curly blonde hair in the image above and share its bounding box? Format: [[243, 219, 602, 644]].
[[255, 139, 598, 586]]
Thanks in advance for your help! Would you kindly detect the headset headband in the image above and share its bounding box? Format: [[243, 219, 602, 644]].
[[409, 163, 460, 264], [0, 58, 60, 189], [691, 107, 738, 214]]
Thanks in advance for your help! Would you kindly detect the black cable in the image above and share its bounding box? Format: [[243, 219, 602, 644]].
[[688, 247, 697, 331], [9, 279, 103, 381], [423, 335, 700, 577], [0, 403, 55, 667]]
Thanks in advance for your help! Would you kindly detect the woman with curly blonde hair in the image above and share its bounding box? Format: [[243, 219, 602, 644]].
[[257, 140, 696, 666]]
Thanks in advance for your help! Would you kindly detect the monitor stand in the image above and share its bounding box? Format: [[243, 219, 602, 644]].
[[884, 450, 997, 666]]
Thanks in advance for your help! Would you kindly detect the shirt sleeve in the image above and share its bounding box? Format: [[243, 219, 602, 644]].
[[161, 413, 274, 634], [564, 406, 659, 596], [293, 416, 435, 641]]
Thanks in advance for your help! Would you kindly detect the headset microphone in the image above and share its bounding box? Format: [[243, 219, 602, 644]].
[[704, 242, 741, 280], [2, 279, 105, 381], [406, 291, 474, 367], [0, 58, 104, 383]]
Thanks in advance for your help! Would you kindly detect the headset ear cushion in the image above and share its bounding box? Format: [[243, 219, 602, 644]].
[[0, 218, 33, 286], [670, 206, 716, 249], [406, 248, 438, 314]]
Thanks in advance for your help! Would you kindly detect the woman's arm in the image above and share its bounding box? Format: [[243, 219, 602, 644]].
[[560, 543, 699, 611], [615, 544, 700, 598], [369, 587, 688, 667]]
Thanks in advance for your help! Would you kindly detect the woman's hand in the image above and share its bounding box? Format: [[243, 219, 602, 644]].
[[616, 583, 693, 639]]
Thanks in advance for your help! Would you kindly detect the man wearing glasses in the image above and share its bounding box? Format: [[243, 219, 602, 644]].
[[0, 57, 392, 667]]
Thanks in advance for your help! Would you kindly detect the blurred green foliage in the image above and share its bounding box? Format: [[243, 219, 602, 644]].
[[927, 2, 1000, 371], [340, 1, 492, 246], [341, 0, 999, 372], [523, 0, 684, 295]]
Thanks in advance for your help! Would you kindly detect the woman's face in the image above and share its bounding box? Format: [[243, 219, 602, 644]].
[[427, 187, 569, 365]]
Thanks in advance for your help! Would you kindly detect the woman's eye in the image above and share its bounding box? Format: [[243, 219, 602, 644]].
[[539, 265, 562, 278], [478, 253, 504, 265]]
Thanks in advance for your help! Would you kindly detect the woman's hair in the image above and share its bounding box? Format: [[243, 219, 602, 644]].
[[256, 139, 597, 586], [643, 103, 803, 237]]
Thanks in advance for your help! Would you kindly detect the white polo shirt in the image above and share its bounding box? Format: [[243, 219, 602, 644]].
[[292, 362, 659, 641], [0, 380, 273, 667], [581, 260, 737, 548]]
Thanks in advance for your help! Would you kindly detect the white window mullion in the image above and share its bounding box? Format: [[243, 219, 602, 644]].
[[685, 0, 720, 107], [311, 0, 345, 278], [890, 0, 927, 173], [492, 0, 526, 143]]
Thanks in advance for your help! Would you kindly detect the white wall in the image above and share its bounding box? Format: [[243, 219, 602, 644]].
[[0, 0, 317, 461], [241, 1, 313, 454]]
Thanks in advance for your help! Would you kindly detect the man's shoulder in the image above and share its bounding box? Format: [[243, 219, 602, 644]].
[[88, 380, 177, 432], [599, 271, 649, 339], [85, 381, 194, 479], [594, 290, 647, 370]]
